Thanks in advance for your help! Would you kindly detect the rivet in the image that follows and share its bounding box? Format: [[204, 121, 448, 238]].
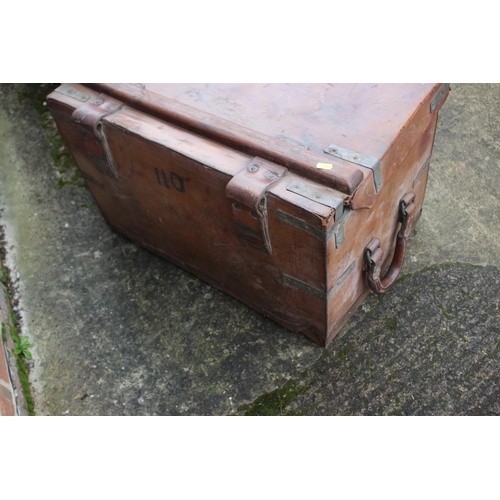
[[248, 165, 259, 172], [265, 172, 278, 180]]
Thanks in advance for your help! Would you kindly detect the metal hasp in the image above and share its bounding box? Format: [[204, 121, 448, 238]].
[[226, 158, 287, 254], [324, 144, 382, 193]]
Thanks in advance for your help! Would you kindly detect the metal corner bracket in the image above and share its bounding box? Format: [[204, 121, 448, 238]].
[[286, 180, 344, 219], [55, 84, 90, 103], [324, 144, 382, 193]]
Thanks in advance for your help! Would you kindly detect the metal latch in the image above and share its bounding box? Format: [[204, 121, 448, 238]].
[[70, 91, 123, 180], [226, 158, 288, 254]]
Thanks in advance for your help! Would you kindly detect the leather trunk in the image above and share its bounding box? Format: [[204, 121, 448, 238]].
[[46, 83, 449, 347]]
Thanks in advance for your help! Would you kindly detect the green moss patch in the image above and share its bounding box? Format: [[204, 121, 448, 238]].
[[237, 379, 310, 416], [1, 265, 8, 286], [436, 304, 452, 320], [384, 318, 398, 331]]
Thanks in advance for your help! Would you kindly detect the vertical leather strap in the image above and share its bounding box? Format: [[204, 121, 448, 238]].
[[226, 158, 287, 254], [71, 94, 123, 180]]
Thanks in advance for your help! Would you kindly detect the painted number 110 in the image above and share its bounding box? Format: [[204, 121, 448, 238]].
[[155, 168, 185, 193]]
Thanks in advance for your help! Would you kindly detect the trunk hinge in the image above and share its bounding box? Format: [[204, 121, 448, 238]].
[[70, 92, 123, 180], [226, 158, 288, 254]]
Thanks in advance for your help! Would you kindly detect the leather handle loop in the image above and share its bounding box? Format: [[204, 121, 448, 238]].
[[364, 192, 418, 294]]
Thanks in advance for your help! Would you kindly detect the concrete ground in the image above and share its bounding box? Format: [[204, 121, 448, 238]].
[[0, 83, 499, 416]]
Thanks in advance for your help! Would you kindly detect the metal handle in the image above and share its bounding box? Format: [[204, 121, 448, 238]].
[[363, 192, 418, 294]]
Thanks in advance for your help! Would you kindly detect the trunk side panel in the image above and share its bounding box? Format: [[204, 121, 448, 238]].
[[48, 94, 329, 342], [324, 114, 439, 345]]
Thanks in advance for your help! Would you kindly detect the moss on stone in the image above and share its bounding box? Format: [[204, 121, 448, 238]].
[[437, 304, 452, 320], [384, 318, 398, 331], [337, 349, 348, 360], [237, 379, 310, 416]]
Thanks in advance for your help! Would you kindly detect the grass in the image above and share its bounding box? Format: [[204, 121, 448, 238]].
[[8, 312, 35, 415], [0, 258, 35, 415], [15, 356, 35, 415]]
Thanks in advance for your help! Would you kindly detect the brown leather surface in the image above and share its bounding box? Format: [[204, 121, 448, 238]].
[[97, 83, 436, 160], [87, 83, 445, 196], [47, 84, 448, 346]]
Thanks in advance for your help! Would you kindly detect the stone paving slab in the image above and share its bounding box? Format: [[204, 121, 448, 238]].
[[237, 263, 500, 415], [0, 83, 499, 415]]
